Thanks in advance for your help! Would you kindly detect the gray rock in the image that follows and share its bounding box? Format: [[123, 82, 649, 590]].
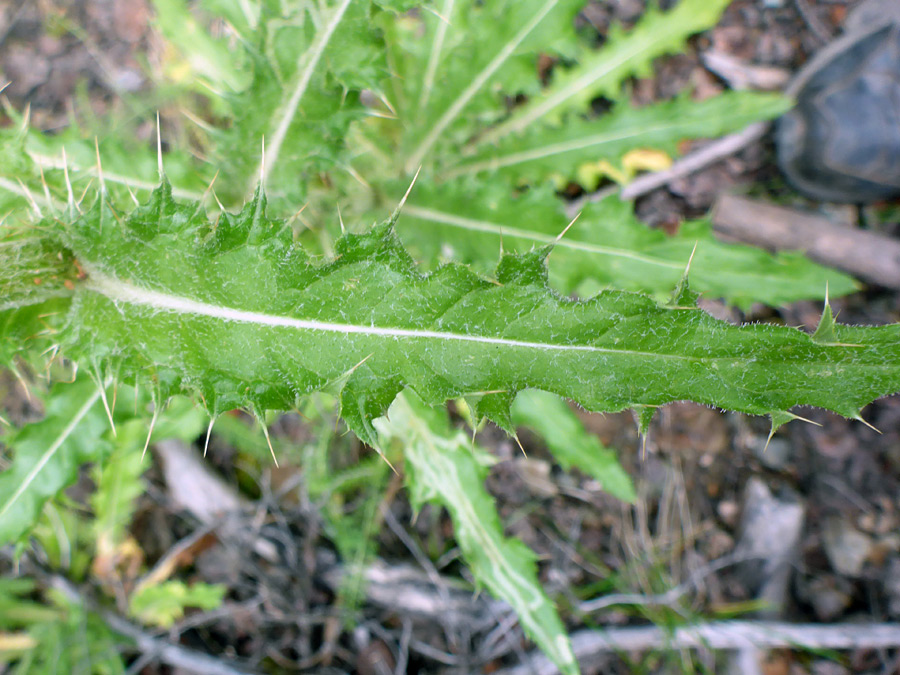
[[822, 516, 873, 577], [734, 478, 806, 617]]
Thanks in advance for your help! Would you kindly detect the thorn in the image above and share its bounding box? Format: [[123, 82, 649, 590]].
[[77, 180, 93, 209], [370, 439, 399, 474], [345, 164, 371, 190], [790, 413, 822, 428], [375, 90, 397, 116], [553, 212, 580, 247], [202, 171, 220, 200], [38, 166, 53, 214], [180, 106, 216, 133], [286, 202, 309, 229], [389, 165, 421, 225], [126, 185, 140, 207], [685, 240, 699, 277], [0, 413, 9, 427], [213, 191, 227, 215], [337, 205, 346, 234], [96, 375, 117, 438], [641, 432, 648, 461], [763, 425, 776, 453], [156, 111, 164, 179], [94, 137, 106, 195], [259, 419, 279, 467], [344, 353, 373, 378], [203, 415, 216, 457], [382, 453, 398, 475], [259, 136, 266, 191], [824, 280, 830, 308], [513, 433, 527, 457], [142, 406, 159, 462], [16, 178, 42, 219], [424, 4, 451, 24], [39, 342, 59, 359], [9, 364, 31, 403], [854, 414, 882, 435]]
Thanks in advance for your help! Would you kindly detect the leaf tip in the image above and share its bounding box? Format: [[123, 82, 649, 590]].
[[812, 290, 837, 344], [388, 165, 421, 227], [634, 405, 656, 457], [668, 244, 700, 308], [94, 136, 106, 196], [156, 111, 165, 180]]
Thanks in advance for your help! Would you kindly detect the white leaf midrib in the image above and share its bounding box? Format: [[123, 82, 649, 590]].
[[404, 0, 561, 173], [402, 205, 808, 285], [83, 267, 712, 363], [403, 204, 682, 269], [475, 2, 706, 148], [445, 122, 682, 177], [400, 397, 577, 668], [0, 388, 102, 525], [257, 0, 354, 190], [418, 0, 456, 114]]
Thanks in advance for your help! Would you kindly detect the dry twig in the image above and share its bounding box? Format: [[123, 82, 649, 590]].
[[564, 122, 770, 218], [49, 575, 258, 675], [501, 620, 900, 675], [712, 194, 900, 289]]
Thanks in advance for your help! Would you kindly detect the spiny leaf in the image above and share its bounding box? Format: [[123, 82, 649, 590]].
[[0, 236, 79, 312], [0, 379, 108, 547], [0, 377, 206, 548], [511, 390, 635, 503], [91, 421, 150, 571], [376, 391, 579, 675], [445, 91, 790, 183], [398, 180, 858, 309], [389, 0, 585, 173], [476, 0, 733, 147], [0, 108, 208, 217], [813, 297, 837, 345], [167, 0, 394, 208], [16, 184, 900, 448]]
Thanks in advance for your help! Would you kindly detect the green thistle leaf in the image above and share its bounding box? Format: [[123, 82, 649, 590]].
[[511, 390, 636, 503], [16, 184, 899, 448], [398, 180, 857, 309], [390, 0, 585, 173], [444, 92, 790, 183], [378, 391, 579, 675], [475, 0, 733, 146], [0, 380, 109, 547]]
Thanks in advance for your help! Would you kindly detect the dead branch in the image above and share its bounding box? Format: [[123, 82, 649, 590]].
[[711, 194, 900, 289], [564, 122, 770, 218], [500, 620, 900, 675], [620, 123, 770, 201]]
